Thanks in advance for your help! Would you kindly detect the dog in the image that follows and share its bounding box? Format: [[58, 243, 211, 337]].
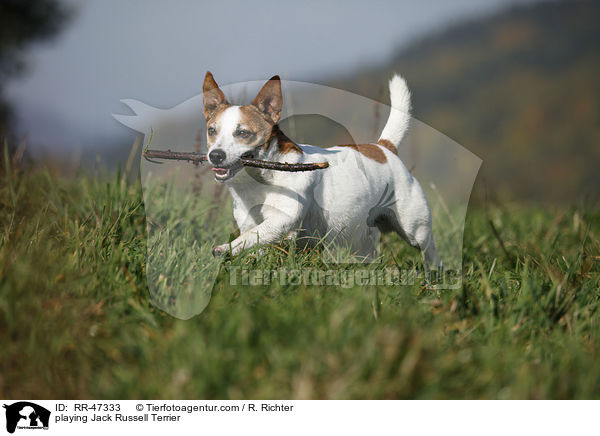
[[203, 72, 441, 268]]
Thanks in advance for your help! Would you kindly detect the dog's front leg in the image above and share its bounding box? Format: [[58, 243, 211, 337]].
[[213, 203, 304, 256]]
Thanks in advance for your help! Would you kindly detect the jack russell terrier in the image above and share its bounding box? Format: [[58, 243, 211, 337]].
[[204, 72, 441, 268]]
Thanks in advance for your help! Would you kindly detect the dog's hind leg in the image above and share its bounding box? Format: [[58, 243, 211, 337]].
[[413, 223, 442, 270], [373, 198, 441, 270]]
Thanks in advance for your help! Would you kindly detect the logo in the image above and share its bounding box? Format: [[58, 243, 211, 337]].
[[3, 402, 50, 434]]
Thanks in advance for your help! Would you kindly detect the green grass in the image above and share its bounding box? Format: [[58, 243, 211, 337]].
[[0, 149, 599, 399]]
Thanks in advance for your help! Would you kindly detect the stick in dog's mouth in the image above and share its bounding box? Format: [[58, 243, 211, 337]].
[[142, 149, 329, 173]]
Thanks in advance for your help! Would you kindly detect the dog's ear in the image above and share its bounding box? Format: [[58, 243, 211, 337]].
[[251, 75, 282, 124], [203, 71, 229, 120]]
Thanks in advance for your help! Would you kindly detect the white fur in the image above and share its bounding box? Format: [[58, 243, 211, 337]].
[[379, 75, 411, 146], [213, 74, 441, 268], [209, 106, 245, 167]]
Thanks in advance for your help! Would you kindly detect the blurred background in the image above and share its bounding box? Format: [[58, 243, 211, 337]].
[[1, 0, 598, 204]]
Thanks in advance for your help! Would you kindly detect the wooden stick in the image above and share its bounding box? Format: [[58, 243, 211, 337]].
[[241, 158, 329, 171], [143, 149, 207, 163], [142, 149, 329, 172]]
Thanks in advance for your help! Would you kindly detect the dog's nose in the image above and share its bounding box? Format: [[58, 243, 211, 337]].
[[209, 149, 226, 165]]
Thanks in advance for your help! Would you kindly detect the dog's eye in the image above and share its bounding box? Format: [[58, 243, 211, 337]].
[[207, 127, 217, 136], [237, 129, 252, 138]]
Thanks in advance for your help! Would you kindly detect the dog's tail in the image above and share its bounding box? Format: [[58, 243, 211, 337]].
[[377, 74, 411, 154]]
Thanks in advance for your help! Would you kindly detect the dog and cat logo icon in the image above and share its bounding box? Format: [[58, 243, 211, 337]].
[[2, 402, 50, 433]]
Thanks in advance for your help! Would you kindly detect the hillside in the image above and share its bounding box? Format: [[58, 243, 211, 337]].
[[327, 0, 600, 203]]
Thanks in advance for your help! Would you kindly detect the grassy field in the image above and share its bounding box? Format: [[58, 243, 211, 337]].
[[1, 148, 599, 399]]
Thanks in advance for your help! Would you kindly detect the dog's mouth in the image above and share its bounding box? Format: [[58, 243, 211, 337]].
[[212, 162, 243, 181], [212, 151, 257, 182]]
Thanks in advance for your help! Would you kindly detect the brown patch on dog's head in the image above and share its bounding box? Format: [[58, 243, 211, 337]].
[[238, 77, 301, 154], [237, 108, 302, 154], [251, 75, 282, 125], [202, 73, 301, 156], [203, 71, 230, 121], [338, 143, 387, 163], [377, 138, 396, 154], [237, 105, 274, 149]]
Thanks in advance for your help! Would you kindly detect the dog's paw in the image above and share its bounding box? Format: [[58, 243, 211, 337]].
[[212, 244, 229, 257]]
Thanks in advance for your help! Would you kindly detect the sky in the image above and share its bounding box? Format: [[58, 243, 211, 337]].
[[5, 0, 537, 152]]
